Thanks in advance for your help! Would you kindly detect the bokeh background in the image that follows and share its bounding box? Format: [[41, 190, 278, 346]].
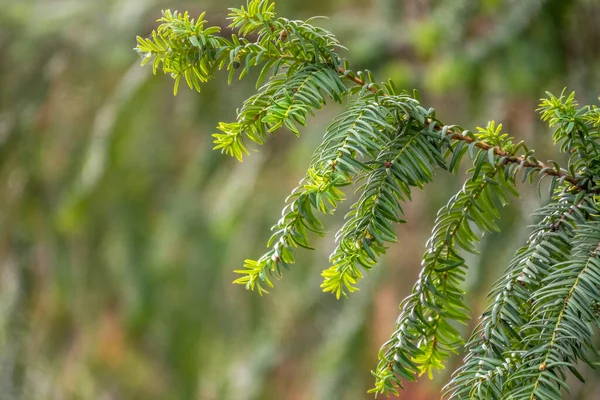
[[1, 0, 600, 399]]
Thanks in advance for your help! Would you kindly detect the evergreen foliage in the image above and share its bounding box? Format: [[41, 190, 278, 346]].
[[136, 1, 600, 398]]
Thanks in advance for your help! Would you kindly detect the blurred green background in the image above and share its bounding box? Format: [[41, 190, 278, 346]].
[[1, 0, 600, 399]]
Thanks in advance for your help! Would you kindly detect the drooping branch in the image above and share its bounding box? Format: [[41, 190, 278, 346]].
[[135, 3, 600, 399], [501, 221, 600, 399], [443, 191, 593, 399]]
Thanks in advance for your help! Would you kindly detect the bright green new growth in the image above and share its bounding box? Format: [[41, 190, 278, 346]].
[[135, 1, 600, 398]]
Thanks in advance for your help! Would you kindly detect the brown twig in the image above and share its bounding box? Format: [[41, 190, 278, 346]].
[[337, 67, 374, 91], [549, 197, 587, 231], [445, 131, 580, 187], [335, 66, 583, 189]]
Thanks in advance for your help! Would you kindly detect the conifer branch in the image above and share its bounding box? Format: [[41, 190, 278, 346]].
[[135, 2, 600, 398], [502, 221, 600, 399], [444, 192, 594, 399]]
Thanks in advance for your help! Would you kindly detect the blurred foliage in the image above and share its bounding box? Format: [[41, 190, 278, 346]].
[[0, 0, 599, 399]]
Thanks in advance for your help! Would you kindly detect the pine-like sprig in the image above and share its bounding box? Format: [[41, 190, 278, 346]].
[[503, 221, 600, 399], [321, 95, 444, 298], [371, 148, 520, 394], [445, 191, 594, 399], [135, 1, 600, 398]]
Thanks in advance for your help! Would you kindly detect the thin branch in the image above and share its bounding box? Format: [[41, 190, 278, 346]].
[[335, 66, 583, 189], [337, 67, 372, 89], [593, 242, 600, 256], [445, 131, 580, 186], [549, 196, 587, 231]]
